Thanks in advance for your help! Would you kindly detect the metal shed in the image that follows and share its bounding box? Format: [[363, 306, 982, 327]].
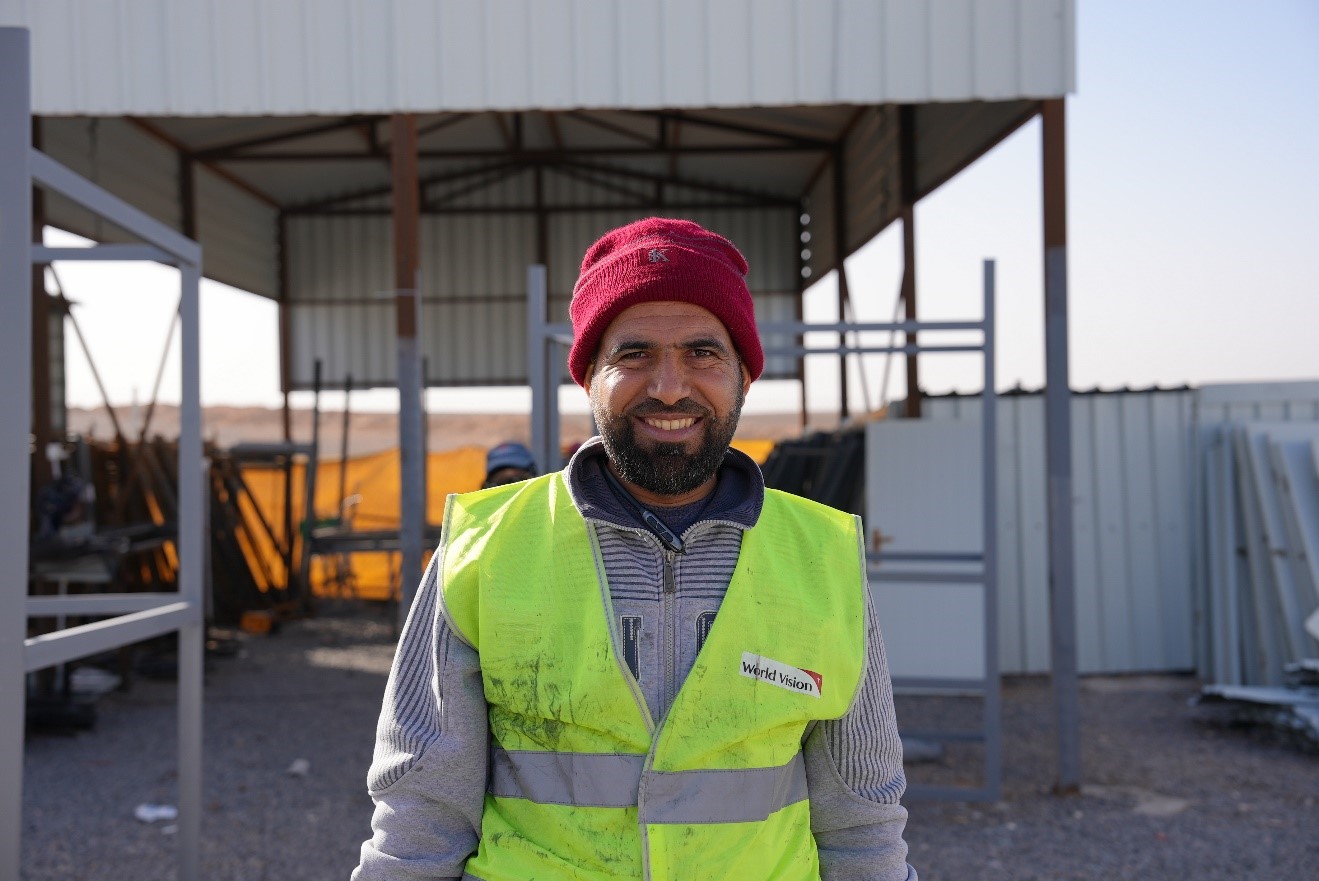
[[6, 0, 1075, 394], [3, 0, 1082, 846]]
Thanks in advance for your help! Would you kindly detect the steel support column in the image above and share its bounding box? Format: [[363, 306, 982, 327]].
[[392, 113, 425, 624], [276, 214, 295, 595], [0, 28, 33, 880], [832, 152, 851, 420], [1042, 98, 1081, 794], [899, 104, 922, 418], [177, 258, 205, 881], [30, 117, 53, 488]]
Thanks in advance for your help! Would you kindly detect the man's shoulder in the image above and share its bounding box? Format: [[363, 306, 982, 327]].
[[449, 472, 563, 527], [762, 487, 857, 525]]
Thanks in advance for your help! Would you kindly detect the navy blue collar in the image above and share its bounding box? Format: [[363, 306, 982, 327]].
[[564, 437, 765, 536]]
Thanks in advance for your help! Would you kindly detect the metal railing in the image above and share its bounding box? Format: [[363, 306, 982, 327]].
[[2, 27, 205, 881]]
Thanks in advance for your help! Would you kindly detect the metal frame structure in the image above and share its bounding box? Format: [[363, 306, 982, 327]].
[[865, 262, 999, 801], [1, 28, 205, 881], [528, 259, 1000, 800]]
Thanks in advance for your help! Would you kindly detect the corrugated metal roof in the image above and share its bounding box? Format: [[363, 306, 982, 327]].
[[8, 3, 1075, 391], [2, 0, 1074, 116]]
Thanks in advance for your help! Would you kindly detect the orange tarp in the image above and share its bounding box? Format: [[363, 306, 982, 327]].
[[238, 440, 774, 603]]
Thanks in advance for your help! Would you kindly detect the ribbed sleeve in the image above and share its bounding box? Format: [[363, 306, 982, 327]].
[[353, 554, 489, 881], [808, 585, 917, 881], [367, 559, 443, 792], [824, 595, 908, 804]]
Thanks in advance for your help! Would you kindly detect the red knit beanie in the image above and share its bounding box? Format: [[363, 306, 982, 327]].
[[568, 217, 764, 387]]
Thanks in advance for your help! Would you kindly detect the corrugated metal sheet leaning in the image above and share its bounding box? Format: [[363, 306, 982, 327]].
[[1189, 382, 1319, 749]]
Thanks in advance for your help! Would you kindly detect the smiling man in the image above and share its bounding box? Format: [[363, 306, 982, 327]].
[[354, 218, 916, 881]]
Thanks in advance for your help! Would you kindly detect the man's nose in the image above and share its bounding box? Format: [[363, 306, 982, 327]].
[[647, 353, 692, 405]]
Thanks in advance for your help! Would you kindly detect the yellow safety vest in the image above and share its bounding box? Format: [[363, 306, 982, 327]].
[[440, 472, 868, 881]]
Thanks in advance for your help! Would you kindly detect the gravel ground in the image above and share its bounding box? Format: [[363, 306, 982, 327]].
[[21, 611, 1319, 880]]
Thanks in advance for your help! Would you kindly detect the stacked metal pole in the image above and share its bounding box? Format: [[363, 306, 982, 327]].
[[0, 27, 34, 881]]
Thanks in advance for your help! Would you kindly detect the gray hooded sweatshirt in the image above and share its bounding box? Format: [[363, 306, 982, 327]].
[[353, 438, 916, 881]]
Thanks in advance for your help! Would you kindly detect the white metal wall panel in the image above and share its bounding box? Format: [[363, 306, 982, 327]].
[[1193, 382, 1319, 424], [751, 0, 797, 105], [972, 0, 1020, 100], [929, 0, 976, 98], [658, 0, 707, 107], [1011, 396, 1052, 672], [2, 0, 1075, 116], [866, 420, 986, 681], [1150, 391, 1195, 666], [881, 0, 930, 101], [614, 1, 662, 107], [835, 1, 885, 104], [708, 0, 752, 106], [919, 389, 1198, 675], [287, 202, 803, 388], [793, 0, 836, 105], [1018, 0, 1075, 97], [37, 117, 279, 295], [193, 165, 277, 297], [40, 117, 179, 244]]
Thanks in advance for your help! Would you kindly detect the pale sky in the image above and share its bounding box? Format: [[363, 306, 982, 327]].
[[54, 0, 1319, 416]]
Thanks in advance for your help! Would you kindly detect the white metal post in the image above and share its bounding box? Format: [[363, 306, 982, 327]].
[[981, 259, 1001, 800], [177, 261, 205, 881], [1042, 98, 1080, 793], [0, 27, 33, 880], [528, 265, 551, 477], [393, 115, 425, 626]]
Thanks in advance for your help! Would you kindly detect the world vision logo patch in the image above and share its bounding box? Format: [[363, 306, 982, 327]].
[[740, 652, 822, 698]]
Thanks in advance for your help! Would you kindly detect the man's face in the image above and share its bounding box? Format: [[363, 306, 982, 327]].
[[586, 301, 751, 505]]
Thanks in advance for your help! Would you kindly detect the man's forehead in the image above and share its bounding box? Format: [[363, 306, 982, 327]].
[[598, 300, 732, 343]]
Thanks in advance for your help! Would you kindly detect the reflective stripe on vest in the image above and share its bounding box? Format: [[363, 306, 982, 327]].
[[440, 472, 867, 881], [490, 747, 808, 823]]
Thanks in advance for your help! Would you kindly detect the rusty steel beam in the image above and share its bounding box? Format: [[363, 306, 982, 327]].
[[1041, 97, 1080, 797], [126, 117, 279, 208], [899, 104, 921, 418], [392, 113, 425, 624], [214, 143, 828, 163], [191, 115, 384, 160], [832, 150, 851, 420], [30, 116, 53, 488], [641, 109, 833, 150]]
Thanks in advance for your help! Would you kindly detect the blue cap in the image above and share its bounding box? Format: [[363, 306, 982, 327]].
[[485, 441, 537, 479]]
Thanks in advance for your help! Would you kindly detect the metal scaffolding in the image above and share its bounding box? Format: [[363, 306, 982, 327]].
[[1, 27, 206, 881]]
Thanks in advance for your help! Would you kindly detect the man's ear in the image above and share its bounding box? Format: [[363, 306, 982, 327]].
[[739, 362, 751, 397], [584, 361, 596, 391]]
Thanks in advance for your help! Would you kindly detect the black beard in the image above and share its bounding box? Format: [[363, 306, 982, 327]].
[[594, 387, 745, 499]]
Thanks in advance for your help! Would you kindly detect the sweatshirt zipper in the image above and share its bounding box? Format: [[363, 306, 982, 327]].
[[662, 549, 678, 714], [643, 547, 678, 881]]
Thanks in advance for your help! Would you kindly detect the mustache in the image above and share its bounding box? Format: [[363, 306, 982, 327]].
[[627, 399, 712, 419]]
